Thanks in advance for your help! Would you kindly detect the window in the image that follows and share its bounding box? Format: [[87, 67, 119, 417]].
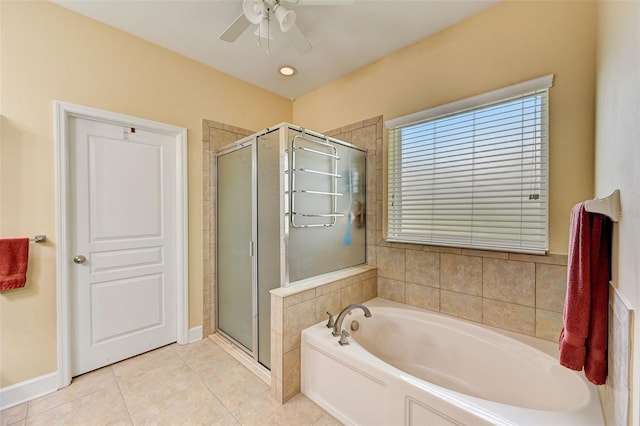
[[386, 75, 553, 254]]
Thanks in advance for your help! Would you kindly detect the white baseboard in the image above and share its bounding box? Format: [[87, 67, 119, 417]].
[[0, 372, 58, 411], [188, 325, 203, 343]]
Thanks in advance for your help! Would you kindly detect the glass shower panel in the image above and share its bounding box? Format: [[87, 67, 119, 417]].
[[257, 131, 281, 369], [217, 144, 254, 351], [288, 128, 367, 282]]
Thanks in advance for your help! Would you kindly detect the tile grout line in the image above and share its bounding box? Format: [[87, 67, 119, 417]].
[[198, 377, 243, 426], [174, 342, 241, 425], [23, 383, 110, 423], [112, 365, 136, 426], [24, 398, 30, 423]]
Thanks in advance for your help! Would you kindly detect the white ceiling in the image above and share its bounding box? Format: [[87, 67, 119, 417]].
[[53, 0, 500, 99]]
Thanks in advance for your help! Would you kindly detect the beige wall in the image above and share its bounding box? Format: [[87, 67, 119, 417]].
[[293, 0, 597, 255], [0, 0, 291, 387], [595, 1, 640, 424]]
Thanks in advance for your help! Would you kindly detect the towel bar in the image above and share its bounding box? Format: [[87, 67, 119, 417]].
[[290, 134, 342, 228], [29, 235, 46, 243], [584, 189, 620, 222]]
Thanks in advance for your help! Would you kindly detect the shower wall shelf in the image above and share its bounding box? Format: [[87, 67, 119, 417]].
[[290, 135, 344, 228]]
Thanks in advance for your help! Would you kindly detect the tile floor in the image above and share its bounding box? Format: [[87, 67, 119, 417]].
[[1, 338, 340, 426]]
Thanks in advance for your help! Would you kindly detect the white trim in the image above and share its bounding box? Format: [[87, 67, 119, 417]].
[[0, 372, 58, 411], [385, 74, 554, 129], [188, 326, 203, 343], [54, 101, 189, 388]]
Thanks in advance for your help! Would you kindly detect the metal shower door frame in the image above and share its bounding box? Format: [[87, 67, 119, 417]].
[[214, 137, 259, 362]]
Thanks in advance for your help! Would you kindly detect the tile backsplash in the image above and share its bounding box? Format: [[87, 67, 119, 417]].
[[376, 244, 568, 342]]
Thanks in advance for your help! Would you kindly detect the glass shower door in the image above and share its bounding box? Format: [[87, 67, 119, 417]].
[[217, 143, 254, 352]]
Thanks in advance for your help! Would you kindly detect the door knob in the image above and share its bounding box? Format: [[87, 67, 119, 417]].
[[73, 255, 87, 264]]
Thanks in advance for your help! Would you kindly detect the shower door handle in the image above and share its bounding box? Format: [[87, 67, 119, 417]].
[[249, 241, 254, 257]]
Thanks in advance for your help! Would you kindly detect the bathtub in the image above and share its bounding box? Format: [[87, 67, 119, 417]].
[[301, 299, 604, 426]]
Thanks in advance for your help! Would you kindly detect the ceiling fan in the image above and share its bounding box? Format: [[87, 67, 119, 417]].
[[219, 0, 351, 55]]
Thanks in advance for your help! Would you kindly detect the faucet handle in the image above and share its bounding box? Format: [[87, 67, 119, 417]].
[[338, 329, 350, 346], [325, 311, 335, 329]]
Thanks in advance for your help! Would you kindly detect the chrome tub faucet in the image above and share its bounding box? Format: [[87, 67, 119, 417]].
[[332, 303, 372, 339]]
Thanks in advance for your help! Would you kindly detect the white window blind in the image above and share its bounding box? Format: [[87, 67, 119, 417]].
[[387, 75, 553, 254]]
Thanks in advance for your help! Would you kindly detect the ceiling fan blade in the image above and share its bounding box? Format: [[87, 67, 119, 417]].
[[219, 13, 251, 42], [289, 24, 313, 54]]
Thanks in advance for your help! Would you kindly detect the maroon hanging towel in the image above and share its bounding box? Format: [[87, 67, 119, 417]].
[[0, 238, 30, 291], [559, 202, 611, 385]]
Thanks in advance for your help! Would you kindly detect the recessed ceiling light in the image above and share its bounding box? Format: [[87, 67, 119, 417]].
[[279, 65, 297, 77]]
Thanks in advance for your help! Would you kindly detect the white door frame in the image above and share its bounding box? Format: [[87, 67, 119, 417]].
[[54, 101, 189, 388]]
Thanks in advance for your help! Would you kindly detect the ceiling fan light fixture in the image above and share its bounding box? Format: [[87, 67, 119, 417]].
[[279, 65, 297, 76], [255, 18, 273, 40], [274, 4, 296, 32], [242, 0, 265, 24]]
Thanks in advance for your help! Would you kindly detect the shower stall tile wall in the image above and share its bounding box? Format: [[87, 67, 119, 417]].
[[211, 123, 368, 386], [270, 265, 377, 403]]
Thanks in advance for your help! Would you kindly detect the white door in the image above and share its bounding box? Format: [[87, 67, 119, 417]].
[[69, 116, 177, 376]]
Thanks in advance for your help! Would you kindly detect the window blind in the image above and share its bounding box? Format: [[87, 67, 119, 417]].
[[387, 76, 552, 254]]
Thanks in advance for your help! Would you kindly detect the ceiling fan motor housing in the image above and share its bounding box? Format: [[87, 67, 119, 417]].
[[243, 0, 265, 24]]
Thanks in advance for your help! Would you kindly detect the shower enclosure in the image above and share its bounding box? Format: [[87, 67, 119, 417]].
[[216, 123, 366, 370]]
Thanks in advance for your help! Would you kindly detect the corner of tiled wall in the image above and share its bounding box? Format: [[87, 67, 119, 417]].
[[266, 117, 384, 404], [270, 268, 377, 404]]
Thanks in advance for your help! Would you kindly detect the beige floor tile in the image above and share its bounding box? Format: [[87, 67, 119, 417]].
[[112, 344, 182, 381], [217, 388, 280, 425], [117, 362, 204, 415], [270, 393, 341, 425], [197, 351, 254, 382], [247, 393, 341, 426], [130, 381, 238, 426], [7, 339, 336, 426], [27, 367, 116, 417], [0, 403, 27, 426], [26, 384, 129, 426], [204, 365, 277, 423], [175, 339, 237, 378], [174, 337, 221, 361]]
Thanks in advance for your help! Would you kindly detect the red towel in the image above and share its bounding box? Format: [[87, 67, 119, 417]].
[[0, 238, 30, 291], [559, 202, 611, 385]]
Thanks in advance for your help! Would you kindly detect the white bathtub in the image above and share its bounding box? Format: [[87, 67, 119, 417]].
[[301, 299, 604, 426]]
